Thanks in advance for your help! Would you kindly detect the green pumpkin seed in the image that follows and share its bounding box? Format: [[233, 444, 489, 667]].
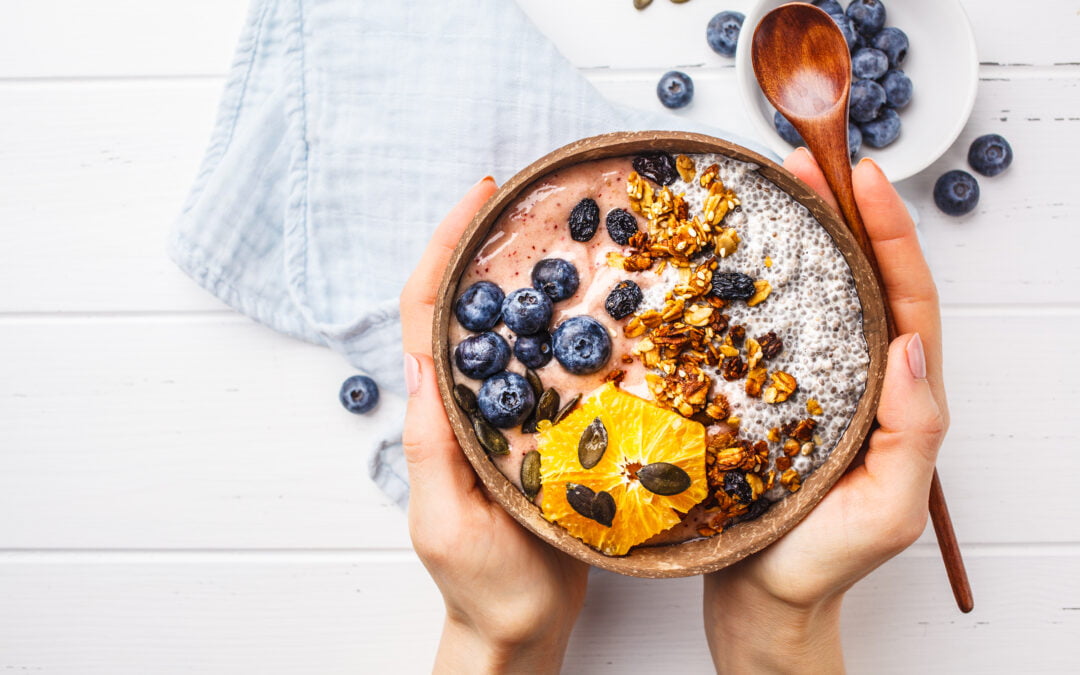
[[553, 393, 582, 425], [637, 462, 692, 496], [535, 388, 560, 424], [577, 417, 608, 469], [634, 0, 653, 9], [521, 411, 538, 434], [669, 0, 690, 4], [525, 368, 544, 399], [472, 416, 509, 455], [591, 490, 616, 527], [521, 450, 542, 500], [565, 483, 597, 519], [452, 384, 478, 416]]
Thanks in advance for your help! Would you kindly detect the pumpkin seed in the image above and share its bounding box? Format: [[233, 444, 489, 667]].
[[521, 411, 538, 434], [553, 393, 582, 425], [669, 0, 690, 4], [535, 388, 560, 424], [633, 0, 653, 9], [592, 490, 616, 527], [525, 368, 544, 399], [452, 384, 478, 416], [521, 450, 541, 500], [577, 417, 608, 469], [566, 483, 597, 519], [637, 462, 692, 496], [472, 416, 509, 455]]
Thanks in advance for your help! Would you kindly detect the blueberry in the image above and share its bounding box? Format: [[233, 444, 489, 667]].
[[849, 79, 886, 123], [657, 71, 694, 109], [477, 371, 536, 428], [568, 198, 600, 242], [514, 331, 553, 369], [773, 111, 804, 147], [848, 121, 863, 159], [339, 375, 379, 414], [860, 108, 901, 148], [552, 316, 612, 375], [454, 331, 511, 380], [828, 12, 860, 52], [454, 280, 504, 332], [846, 0, 886, 39], [812, 0, 844, 15], [706, 11, 744, 57], [872, 27, 908, 68], [933, 170, 980, 216], [605, 208, 639, 245], [531, 258, 579, 302], [851, 47, 889, 80], [604, 280, 644, 320], [501, 288, 553, 336], [967, 133, 1013, 177], [880, 69, 912, 109]]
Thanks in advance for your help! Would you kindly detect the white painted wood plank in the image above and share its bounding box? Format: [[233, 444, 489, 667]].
[[0, 0, 248, 78], [1, 313, 1076, 548], [1, 553, 1076, 673], [0, 317, 412, 550], [1, 1, 1075, 78], [1, 76, 1076, 313]]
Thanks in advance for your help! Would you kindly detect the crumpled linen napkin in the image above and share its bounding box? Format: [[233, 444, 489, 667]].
[[170, 0, 772, 508]]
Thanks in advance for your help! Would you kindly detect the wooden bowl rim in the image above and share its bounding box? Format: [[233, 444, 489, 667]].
[[432, 131, 888, 578]]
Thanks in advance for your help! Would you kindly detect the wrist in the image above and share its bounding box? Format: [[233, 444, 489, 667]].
[[435, 613, 571, 675], [704, 574, 844, 674]]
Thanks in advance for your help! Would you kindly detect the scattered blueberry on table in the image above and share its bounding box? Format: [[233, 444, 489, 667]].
[[933, 170, 980, 216], [657, 71, 694, 109], [968, 134, 1014, 177], [339, 375, 380, 414], [706, 11, 744, 57]]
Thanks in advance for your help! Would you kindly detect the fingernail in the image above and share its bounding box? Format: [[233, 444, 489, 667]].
[[906, 333, 927, 380], [473, 175, 496, 189], [857, 156, 885, 178], [404, 352, 421, 396], [795, 146, 813, 160]]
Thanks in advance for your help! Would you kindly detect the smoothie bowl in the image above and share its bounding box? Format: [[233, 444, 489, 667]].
[[433, 131, 888, 578]]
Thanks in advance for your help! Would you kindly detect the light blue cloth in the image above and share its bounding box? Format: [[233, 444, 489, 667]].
[[170, 0, 773, 508]]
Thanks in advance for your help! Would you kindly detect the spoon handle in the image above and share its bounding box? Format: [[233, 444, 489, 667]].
[[812, 144, 973, 613]]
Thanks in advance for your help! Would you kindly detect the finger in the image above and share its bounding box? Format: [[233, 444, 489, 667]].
[[402, 352, 481, 522], [400, 176, 498, 355], [783, 147, 840, 214], [852, 158, 947, 417], [864, 334, 946, 500]]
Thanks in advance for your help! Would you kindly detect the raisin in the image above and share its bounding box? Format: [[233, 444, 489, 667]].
[[605, 208, 639, 245], [721, 355, 748, 381], [743, 498, 770, 521], [604, 280, 644, 320], [568, 198, 600, 242], [758, 331, 784, 359], [632, 152, 678, 186], [711, 272, 756, 300], [723, 470, 752, 503]]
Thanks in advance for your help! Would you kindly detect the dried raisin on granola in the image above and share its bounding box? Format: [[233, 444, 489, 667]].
[[632, 152, 678, 186]]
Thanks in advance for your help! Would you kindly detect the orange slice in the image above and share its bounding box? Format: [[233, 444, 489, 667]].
[[537, 383, 707, 555]]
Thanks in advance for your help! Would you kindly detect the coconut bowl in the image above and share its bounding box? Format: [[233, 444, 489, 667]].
[[432, 131, 887, 578]]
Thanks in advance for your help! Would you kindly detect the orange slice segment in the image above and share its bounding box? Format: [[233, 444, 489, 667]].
[[538, 383, 707, 556]]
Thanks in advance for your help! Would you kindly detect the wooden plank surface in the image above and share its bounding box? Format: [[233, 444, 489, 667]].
[[2, 553, 1077, 673]]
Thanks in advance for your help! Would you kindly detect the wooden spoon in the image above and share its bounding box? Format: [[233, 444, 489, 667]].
[[751, 3, 973, 613]]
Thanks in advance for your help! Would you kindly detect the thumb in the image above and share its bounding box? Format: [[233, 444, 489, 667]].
[[863, 333, 947, 496], [401, 352, 479, 518]]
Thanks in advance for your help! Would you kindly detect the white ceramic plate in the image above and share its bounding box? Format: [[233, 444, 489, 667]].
[[734, 0, 978, 181]]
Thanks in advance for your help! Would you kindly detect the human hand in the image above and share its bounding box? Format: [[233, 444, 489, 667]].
[[703, 149, 950, 673], [399, 177, 590, 675]]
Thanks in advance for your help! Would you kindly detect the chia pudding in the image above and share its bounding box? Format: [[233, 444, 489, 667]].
[[448, 151, 869, 552]]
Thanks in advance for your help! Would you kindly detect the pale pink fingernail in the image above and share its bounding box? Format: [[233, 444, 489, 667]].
[[906, 333, 927, 380], [404, 353, 422, 396]]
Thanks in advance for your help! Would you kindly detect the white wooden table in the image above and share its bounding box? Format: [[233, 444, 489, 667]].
[[2, 1, 1078, 672]]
